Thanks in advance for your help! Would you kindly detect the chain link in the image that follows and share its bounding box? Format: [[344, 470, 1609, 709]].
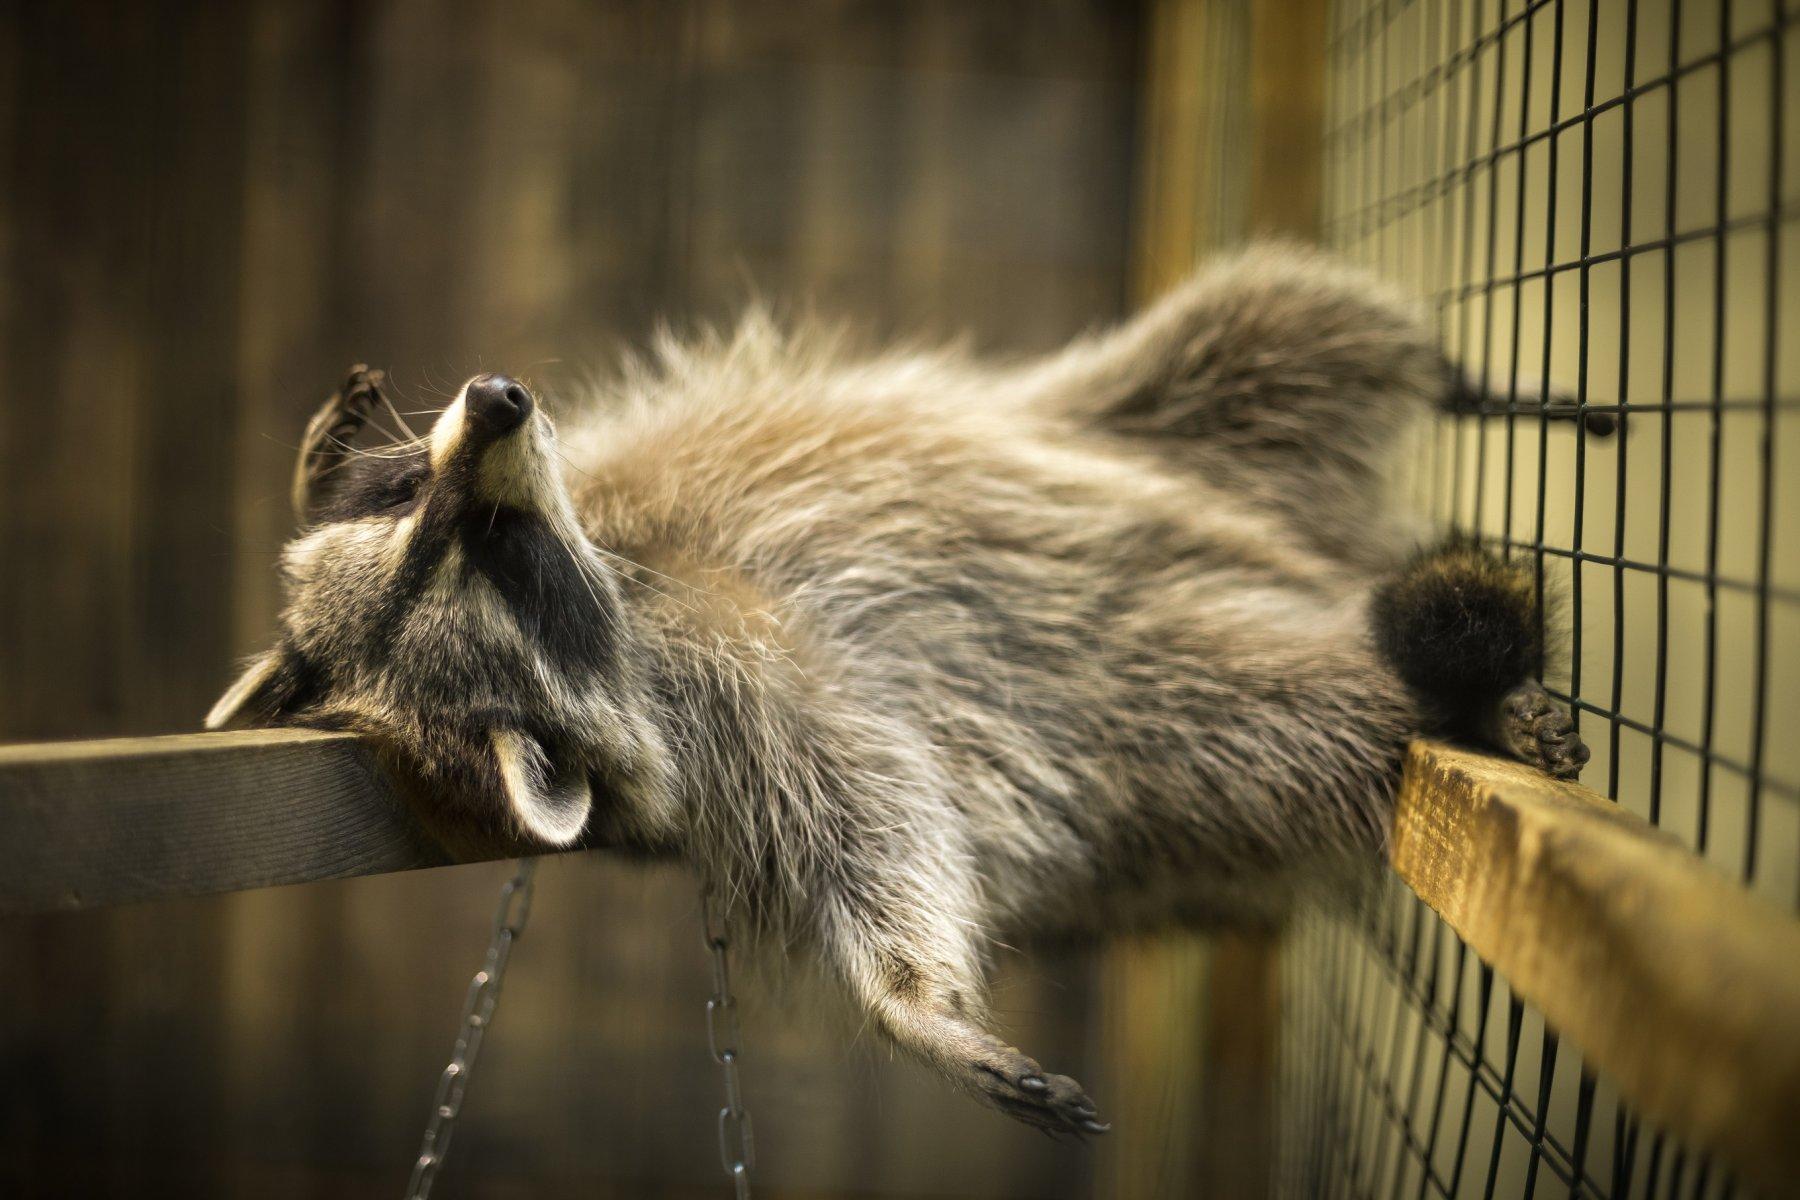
[[404, 858, 538, 1200], [701, 886, 754, 1199]]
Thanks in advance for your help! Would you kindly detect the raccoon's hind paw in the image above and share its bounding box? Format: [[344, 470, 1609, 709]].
[[1486, 681, 1590, 780], [968, 1042, 1109, 1140]]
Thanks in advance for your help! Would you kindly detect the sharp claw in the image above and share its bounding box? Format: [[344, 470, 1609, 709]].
[[1081, 1119, 1112, 1134], [1019, 1075, 1048, 1092]]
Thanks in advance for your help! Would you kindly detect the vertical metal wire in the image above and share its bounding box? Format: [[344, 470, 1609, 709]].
[[1608, 0, 1642, 816], [1748, 0, 1787, 891], [1696, 0, 1734, 856], [1473, 0, 1511, 528], [1649, 0, 1681, 835], [1505, 0, 1538, 561]]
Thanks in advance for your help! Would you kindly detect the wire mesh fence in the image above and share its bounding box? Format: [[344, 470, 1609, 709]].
[[1279, 0, 1798, 1194], [1279, 879, 1751, 1199]]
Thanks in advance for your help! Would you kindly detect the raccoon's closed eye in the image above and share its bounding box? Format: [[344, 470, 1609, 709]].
[[380, 469, 426, 511]]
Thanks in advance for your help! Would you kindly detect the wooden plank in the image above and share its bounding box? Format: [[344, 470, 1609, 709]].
[[1113, 0, 1330, 1192], [1392, 740, 1800, 1194], [1096, 932, 1209, 1198], [0, 4, 157, 741], [1107, 2, 1294, 1192], [0, 730, 451, 914]]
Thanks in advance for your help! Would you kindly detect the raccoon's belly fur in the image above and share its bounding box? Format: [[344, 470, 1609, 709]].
[[565, 359, 1418, 941]]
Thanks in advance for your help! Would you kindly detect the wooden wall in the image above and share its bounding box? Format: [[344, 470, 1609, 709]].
[[0, 2, 1142, 1196]]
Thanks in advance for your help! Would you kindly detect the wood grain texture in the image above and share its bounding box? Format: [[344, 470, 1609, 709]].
[[0, 730, 452, 914], [1392, 740, 1800, 1195]]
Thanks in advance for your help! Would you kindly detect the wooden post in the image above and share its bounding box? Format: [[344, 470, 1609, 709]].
[[1198, 931, 1281, 1193], [1100, 5, 1230, 1192], [1198, 3, 1326, 1194], [1103, 1, 1325, 1195]]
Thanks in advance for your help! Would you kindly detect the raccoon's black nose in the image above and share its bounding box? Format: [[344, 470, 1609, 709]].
[[466, 374, 533, 434]]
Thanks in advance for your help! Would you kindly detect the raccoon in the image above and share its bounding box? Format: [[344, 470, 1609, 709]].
[[208, 244, 1589, 1137]]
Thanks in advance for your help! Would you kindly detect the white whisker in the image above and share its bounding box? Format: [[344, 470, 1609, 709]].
[[380, 392, 422, 442], [589, 544, 717, 597]]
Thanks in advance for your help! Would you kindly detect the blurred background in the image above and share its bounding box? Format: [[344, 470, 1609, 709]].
[[0, 1, 1323, 1197], [5, 0, 1792, 1197]]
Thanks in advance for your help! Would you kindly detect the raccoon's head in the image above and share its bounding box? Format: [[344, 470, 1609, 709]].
[[207, 368, 669, 851]]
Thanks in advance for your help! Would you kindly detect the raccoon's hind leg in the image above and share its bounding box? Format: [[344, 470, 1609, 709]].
[[822, 880, 1107, 1139], [1480, 678, 1590, 780], [688, 674, 1103, 1136], [1371, 538, 1590, 779], [1016, 244, 1447, 565]]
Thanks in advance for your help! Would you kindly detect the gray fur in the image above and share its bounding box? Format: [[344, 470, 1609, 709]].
[[211, 243, 1573, 1136]]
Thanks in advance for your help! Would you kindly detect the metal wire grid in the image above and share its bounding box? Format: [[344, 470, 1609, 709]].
[[1278, 883, 1740, 1199], [1327, 0, 1798, 893], [1280, 0, 1796, 1194]]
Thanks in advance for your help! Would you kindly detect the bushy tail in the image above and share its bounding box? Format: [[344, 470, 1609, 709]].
[[1370, 538, 1544, 728]]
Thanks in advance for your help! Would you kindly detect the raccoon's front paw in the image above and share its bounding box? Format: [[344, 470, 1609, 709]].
[[1492, 682, 1590, 780], [328, 365, 388, 428], [968, 1043, 1109, 1140]]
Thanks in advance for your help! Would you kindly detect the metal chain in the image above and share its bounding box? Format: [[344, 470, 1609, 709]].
[[404, 858, 538, 1200], [701, 886, 754, 1199]]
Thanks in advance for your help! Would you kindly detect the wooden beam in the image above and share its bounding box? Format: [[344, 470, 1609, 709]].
[[1198, 3, 1324, 1193], [1104, 3, 1248, 1192], [0, 729, 451, 914], [1392, 740, 1800, 1194], [1112, 1, 1328, 1190]]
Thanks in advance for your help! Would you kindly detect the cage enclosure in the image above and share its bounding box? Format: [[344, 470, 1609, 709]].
[[0, 1, 1794, 1198]]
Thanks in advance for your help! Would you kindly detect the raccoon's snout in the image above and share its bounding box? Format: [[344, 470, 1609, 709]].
[[431, 372, 546, 475], [467, 373, 533, 435]]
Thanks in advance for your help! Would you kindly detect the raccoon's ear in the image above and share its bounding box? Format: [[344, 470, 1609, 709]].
[[205, 648, 307, 730], [489, 729, 592, 847]]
